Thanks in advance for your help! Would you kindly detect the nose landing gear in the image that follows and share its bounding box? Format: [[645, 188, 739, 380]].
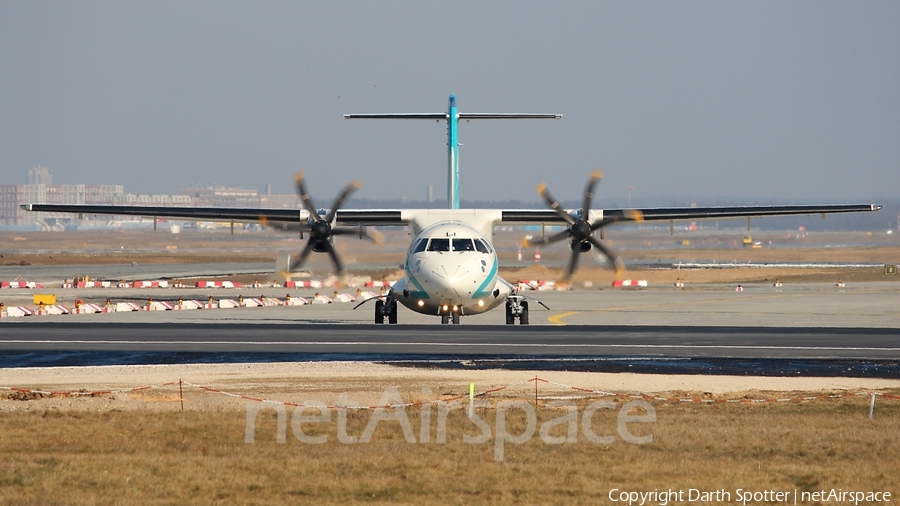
[[439, 305, 461, 325], [505, 296, 529, 325]]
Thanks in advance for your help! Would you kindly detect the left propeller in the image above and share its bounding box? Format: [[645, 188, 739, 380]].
[[260, 171, 381, 276], [522, 171, 642, 280]]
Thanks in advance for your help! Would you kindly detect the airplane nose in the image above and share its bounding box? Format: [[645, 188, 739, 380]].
[[428, 262, 471, 300]]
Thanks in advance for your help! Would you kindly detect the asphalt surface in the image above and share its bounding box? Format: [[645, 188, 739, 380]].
[[2, 281, 898, 374], [1, 322, 898, 358]]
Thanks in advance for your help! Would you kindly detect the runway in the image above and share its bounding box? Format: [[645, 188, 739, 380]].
[[2, 282, 898, 374], [2, 321, 899, 356]]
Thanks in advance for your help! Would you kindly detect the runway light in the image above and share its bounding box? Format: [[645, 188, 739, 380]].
[[417, 300, 425, 307], [477, 300, 484, 307]]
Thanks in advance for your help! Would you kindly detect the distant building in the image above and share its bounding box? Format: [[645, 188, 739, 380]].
[[1, 168, 299, 228], [27, 166, 52, 185], [181, 186, 299, 209]]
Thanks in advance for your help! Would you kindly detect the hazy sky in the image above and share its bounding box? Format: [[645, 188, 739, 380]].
[[1, 2, 897, 204]]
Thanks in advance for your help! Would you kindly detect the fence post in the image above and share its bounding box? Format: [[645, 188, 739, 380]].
[[869, 392, 875, 419], [180, 379, 184, 412]]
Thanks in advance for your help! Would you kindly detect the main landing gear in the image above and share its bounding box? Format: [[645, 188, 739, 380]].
[[505, 296, 529, 325], [374, 297, 398, 324]]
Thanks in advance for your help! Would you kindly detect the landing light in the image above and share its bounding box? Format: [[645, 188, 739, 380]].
[[452, 305, 459, 312], [417, 300, 425, 307], [477, 300, 484, 307], [442, 305, 449, 311]]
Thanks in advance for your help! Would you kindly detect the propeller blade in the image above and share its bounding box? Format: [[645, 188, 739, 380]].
[[322, 241, 344, 275], [587, 236, 625, 275], [364, 227, 384, 246], [520, 229, 572, 248], [537, 183, 576, 225], [259, 216, 308, 232], [325, 180, 362, 223], [581, 170, 604, 218], [294, 171, 320, 219], [590, 209, 644, 231], [563, 243, 582, 280], [288, 240, 317, 272]]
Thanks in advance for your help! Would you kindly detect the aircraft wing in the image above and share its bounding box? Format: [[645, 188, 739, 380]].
[[500, 203, 882, 225], [20, 204, 407, 227]]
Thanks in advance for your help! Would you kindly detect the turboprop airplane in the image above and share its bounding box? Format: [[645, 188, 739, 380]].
[[23, 95, 882, 325]]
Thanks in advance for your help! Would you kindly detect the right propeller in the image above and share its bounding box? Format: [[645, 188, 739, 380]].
[[523, 171, 642, 280]]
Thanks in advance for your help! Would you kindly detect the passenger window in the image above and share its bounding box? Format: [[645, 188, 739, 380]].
[[475, 239, 492, 254], [427, 238, 450, 252], [452, 238, 475, 252], [411, 238, 428, 253]]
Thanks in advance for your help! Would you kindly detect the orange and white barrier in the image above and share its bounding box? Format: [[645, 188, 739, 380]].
[[735, 285, 744, 292], [76, 281, 111, 288], [173, 300, 204, 310], [115, 302, 142, 312], [517, 280, 562, 291], [332, 292, 356, 303], [365, 280, 394, 288], [134, 281, 168, 288], [311, 293, 333, 304], [611, 279, 647, 288], [196, 281, 242, 288], [72, 303, 108, 314], [1, 281, 42, 289], [2, 306, 33, 317], [34, 304, 69, 316], [145, 300, 174, 311], [283, 296, 310, 306]]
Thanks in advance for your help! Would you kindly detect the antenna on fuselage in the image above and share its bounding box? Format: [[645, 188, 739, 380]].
[[343, 95, 562, 210]]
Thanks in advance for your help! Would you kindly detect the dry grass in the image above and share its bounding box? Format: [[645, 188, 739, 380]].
[[1, 394, 898, 505]]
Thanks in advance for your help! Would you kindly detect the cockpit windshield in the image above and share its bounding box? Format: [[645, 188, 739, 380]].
[[420, 237, 492, 253], [451, 238, 476, 252], [426, 238, 450, 252], [410, 238, 428, 253]]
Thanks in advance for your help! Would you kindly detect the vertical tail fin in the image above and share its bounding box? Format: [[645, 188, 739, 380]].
[[344, 96, 561, 209]]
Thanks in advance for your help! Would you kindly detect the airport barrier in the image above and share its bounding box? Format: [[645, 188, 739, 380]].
[[196, 281, 242, 288], [3, 376, 898, 413], [34, 304, 70, 316], [611, 279, 648, 288], [3, 306, 34, 317], [1, 281, 42, 289], [1, 291, 370, 318], [134, 281, 169, 288], [72, 303, 109, 314], [517, 280, 574, 291]]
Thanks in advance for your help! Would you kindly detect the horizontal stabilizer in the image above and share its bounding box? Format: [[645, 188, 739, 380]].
[[344, 113, 447, 120], [458, 113, 562, 119]]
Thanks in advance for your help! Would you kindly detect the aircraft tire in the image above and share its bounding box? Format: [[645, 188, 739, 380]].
[[519, 301, 529, 325], [388, 301, 398, 324], [452, 312, 460, 325], [505, 303, 515, 325], [441, 314, 450, 325], [375, 300, 385, 324]]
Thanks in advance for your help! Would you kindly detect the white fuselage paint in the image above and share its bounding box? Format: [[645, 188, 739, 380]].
[[392, 220, 512, 317]]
